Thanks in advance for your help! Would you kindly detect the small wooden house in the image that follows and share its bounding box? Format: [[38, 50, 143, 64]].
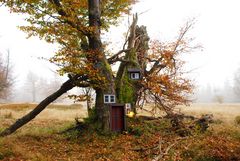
[[104, 95, 126, 132], [128, 68, 141, 80]]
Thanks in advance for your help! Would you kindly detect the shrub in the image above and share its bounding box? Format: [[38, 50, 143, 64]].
[[235, 116, 240, 126], [128, 126, 143, 136]]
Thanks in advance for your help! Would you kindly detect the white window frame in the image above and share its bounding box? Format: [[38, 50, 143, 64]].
[[130, 72, 140, 80], [104, 94, 116, 103]]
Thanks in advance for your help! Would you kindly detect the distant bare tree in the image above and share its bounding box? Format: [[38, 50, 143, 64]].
[[213, 95, 224, 104], [24, 72, 65, 103], [68, 87, 95, 114], [196, 84, 213, 103], [83, 87, 94, 113], [25, 71, 39, 102], [0, 49, 13, 100], [39, 75, 66, 103], [234, 68, 240, 95]]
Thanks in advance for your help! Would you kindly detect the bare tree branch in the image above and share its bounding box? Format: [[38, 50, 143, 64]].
[[107, 49, 130, 64]]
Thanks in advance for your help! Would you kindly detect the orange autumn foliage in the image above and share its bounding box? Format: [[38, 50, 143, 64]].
[[137, 21, 200, 114], [1, 0, 199, 115]]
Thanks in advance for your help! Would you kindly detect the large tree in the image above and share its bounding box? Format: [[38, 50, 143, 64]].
[[0, 0, 196, 136]]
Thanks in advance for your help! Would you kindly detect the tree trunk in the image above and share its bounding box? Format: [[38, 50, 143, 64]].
[[0, 79, 74, 137], [88, 0, 115, 131], [116, 15, 150, 113], [115, 15, 138, 111]]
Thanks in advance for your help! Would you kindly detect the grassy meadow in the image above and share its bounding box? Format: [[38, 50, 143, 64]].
[[0, 103, 240, 160]]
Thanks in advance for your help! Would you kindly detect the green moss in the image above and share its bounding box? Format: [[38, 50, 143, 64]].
[[105, 61, 112, 73], [126, 49, 138, 65], [82, 108, 109, 134], [83, 108, 98, 124], [115, 48, 141, 110], [118, 73, 135, 104]]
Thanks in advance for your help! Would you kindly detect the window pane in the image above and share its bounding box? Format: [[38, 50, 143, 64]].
[[104, 95, 109, 103], [135, 73, 139, 79], [110, 95, 115, 103], [131, 73, 140, 79], [132, 73, 135, 79]]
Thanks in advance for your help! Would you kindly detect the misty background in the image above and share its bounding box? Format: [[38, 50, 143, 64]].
[[1, 0, 240, 104]]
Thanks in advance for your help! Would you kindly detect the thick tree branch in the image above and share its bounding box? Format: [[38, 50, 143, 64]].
[[50, 0, 66, 16], [49, 0, 89, 36], [0, 67, 91, 137], [0, 78, 75, 137], [146, 58, 166, 75], [107, 49, 130, 64], [128, 13, 138, 49]]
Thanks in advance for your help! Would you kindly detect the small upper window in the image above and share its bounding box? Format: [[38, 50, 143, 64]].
[[104, 94, 115, 103], [130, 73, 140, 79]]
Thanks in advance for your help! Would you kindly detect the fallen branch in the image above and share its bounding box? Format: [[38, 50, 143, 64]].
[[152, 137, 187, 161], [132, 136, 187, 160], [0, 79, 75, 137]]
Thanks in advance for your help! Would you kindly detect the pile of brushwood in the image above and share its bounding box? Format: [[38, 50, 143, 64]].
[[166, 113, 214, 137], [69, 111, 214, 138]]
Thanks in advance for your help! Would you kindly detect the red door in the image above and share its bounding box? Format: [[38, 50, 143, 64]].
[[111, 106, 124, 132]]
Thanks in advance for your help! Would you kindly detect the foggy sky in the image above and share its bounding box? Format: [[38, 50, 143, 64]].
[[1, 0, 240, 102]]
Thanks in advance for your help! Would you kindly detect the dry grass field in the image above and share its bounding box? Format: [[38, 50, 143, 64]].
[[0, 103, 240, 160], [179, 103, 240, 123], [1, 103, 239, 124], [0, 103, 87, 121]]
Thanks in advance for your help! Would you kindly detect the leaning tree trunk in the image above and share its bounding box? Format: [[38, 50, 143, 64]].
[[0, 79, 74, 137], [115, 15, 150, 113], [88, 0, 115, 131]]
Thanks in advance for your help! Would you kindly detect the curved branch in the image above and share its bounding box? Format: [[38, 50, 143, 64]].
[[0, 79, 75, 137], [107, 49, 130, 64]]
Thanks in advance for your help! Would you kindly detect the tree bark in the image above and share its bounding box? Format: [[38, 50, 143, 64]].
[[88, 0, 115, 131], [115, 15, 150, 113], [0, 79, 74, 137]]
